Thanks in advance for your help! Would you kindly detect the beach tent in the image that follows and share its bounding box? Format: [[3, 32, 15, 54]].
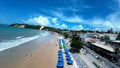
[[67, 60, 73, 65], [57, 62, 64, 68]]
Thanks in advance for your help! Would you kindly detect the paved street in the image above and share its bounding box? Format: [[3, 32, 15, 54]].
[[71, 53, 89, 68], [84, 46, 119, 68], [65, 39, 89, 68]]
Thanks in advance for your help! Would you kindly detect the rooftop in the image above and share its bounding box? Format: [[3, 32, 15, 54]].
[[112, 40, 120, 43], [92, 43, 115, 52]]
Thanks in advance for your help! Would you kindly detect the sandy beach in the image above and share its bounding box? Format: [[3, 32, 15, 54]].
[[0, 34, 59, 68]]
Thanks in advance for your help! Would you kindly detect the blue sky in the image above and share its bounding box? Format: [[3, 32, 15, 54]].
[[0, 0, 120, 31]]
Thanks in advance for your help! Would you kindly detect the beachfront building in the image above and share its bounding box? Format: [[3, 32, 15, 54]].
[[88, 42, 115, 59], [87, 42, 120, 64], [110, 40, 120, 48]]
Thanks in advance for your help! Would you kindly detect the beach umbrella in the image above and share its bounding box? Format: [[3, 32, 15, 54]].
[[56, 62, 64, 68], [64, 49, 69, 54], [67, 60, 73, 65], [58, 56, 63, 59], [58, 51, 63, 55], [58, 57, 64, 62], [58, 53, 63, 56], [58, 50, 62, 53], [59, 44, 62, 49], [64, 46, 68, 49], [66, 54, 70, 57], [66, 56, 71, 60], [58, 53, 62, 56]]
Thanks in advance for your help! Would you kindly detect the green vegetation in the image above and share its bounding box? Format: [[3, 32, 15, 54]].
[[116, 33, 120, 40], [100, 35, 110, 42], [106, 28, 113, 33], [115, 48, 120, 54], [70, 34, 83, 51], [63, 33, 69, 39], [10, 23, 119, 36]]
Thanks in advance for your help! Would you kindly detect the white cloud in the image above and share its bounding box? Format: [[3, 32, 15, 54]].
[[26, 16, 50, 26], [88, 18, 115, 31], [52, 11, 85, 23], [52, 18, 59, 26], [51, 17, 68, 29], [64, 16, 85, 23], [106, 12, 120, 31], [25, 16, 68, 29], [60, 24, 68, 29], [52, 18, 57, 24], [72, 25, 84, 30], [103, 21, 114, 28]]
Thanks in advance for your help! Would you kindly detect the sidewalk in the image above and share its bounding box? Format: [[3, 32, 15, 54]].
[[79, 51, 96, 68]]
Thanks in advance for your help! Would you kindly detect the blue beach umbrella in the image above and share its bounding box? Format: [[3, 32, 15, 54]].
[[67, 60, 73, 65], [64, 49, 69, 54], [66, 54, 70, 57], [66, 56, 71, 60], [58, 56, 63, 59], [58, 54, 63, 57], [56, 62, 64, 68], [58, 50, 62, 53], [58, 57, 64, 62]]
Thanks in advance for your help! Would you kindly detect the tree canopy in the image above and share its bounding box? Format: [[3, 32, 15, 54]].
[[116, 33, 120, 40], [70, 34, 83, 50]]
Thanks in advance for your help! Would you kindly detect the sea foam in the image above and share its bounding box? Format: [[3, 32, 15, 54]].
[[0, 35, 40, 51]]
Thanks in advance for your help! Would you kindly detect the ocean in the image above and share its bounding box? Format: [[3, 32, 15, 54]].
[[0, 24, 50, 51]]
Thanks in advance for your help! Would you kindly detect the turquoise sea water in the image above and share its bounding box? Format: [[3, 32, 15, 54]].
[[0, 24, 50, 51]]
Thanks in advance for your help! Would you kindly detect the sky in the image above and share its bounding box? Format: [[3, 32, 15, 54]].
[[0, 0, 120, 31]]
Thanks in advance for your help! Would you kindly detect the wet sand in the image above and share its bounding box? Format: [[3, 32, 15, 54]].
[[0, 33, 59, 68]]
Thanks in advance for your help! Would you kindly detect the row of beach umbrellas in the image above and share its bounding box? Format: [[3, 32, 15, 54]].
[[57, 39, 73, 68]]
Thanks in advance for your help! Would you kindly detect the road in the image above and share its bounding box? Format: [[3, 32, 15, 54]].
[[84, 46, 119, 68], [65, 39, 89, 68], [71, 53, 89, 68]]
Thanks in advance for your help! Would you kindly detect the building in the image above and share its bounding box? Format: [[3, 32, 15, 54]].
[[110, 40, 120, 48]]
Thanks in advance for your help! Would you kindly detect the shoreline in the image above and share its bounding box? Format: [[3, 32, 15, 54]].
[[0, 34, 59, 68]]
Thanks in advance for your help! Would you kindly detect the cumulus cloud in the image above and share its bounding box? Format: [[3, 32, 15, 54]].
[[25, 16, 68, 29], [60, 24, 68, 29], [51, 17, 68, 29], [52, 18, 59, 26], [72, 25, 84, 30], [26, 16, 50, 26], [106, 12, 120, 30]]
